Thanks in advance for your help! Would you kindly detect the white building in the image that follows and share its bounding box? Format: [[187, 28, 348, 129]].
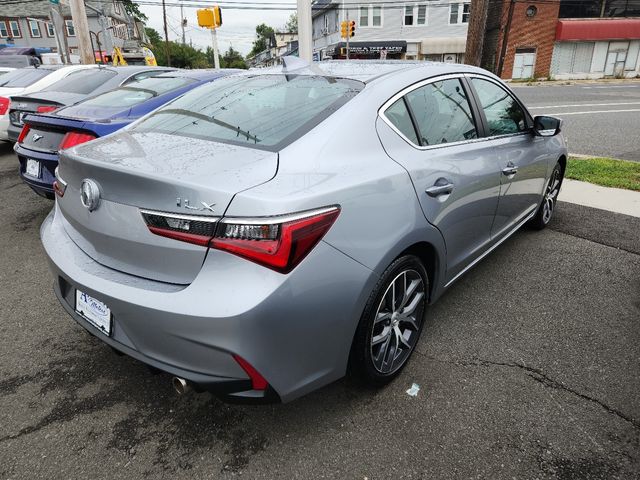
[[312, 0, 470, 61]]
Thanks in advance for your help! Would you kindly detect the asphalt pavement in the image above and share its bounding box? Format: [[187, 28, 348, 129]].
[[0, 140, 639, 479], [513, 81, 640, 161]]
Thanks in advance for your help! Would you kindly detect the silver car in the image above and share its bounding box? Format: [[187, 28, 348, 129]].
[[41, 61, 567, 403]]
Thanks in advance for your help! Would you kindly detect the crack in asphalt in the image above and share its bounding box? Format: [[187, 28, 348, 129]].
[[423, 355, 640, 431]]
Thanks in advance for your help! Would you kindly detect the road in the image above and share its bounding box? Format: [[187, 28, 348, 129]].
[[1, 140, 639, 479], [513, 81, 640, 161]]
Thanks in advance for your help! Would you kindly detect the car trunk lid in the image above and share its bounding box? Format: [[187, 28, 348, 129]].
[[57, 131, 278, 284]]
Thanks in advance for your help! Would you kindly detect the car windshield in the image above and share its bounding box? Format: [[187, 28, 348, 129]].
[[0, 68, 52, 88], [42, 68, 117, 94], [79, 76, 196, 109], [131, 74, 364, 150]]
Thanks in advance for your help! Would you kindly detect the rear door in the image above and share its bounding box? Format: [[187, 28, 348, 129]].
[[466, 75, 550, 238], [376, 74, 502, 283]]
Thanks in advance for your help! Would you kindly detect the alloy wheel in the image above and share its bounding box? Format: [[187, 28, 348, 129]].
[[542, 167, 561, 224], [370, 269, 425, 374]]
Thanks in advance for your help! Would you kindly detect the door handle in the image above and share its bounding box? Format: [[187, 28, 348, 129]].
[[502, 164, 519, 176], [425, 181, 454, 197]]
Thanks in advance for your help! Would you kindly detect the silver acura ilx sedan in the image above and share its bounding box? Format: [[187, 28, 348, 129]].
[[41, 60, 567, 403]]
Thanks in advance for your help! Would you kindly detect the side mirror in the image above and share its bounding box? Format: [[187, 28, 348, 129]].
[[533, 115, 562, 137]]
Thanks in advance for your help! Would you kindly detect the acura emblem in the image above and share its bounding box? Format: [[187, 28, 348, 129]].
[[32, 133, 43, 142], [80, 179, 101, 212]]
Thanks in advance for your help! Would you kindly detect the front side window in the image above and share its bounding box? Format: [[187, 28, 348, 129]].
[[9, 20, 21, 37], [43, 68, 117, 94], [471, 78, 527, 136], [131, 75, 363, 150], [385, 98, 419, 144], [405, 79, 477, 146], [29, 20, 41, 37], [65, 19, 75, 36], [359, 7, 369, 27]]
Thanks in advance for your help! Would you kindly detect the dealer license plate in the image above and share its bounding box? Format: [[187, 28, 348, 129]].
[[75, 290, 112, 336]]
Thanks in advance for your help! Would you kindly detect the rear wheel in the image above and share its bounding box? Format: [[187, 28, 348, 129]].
[[350, 255, 428, 386], [529, 162, 563, 230]]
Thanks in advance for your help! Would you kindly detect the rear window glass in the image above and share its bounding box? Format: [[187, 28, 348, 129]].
[[131, 74, 363, 150], [80, 76, 196, 108], [43, 68, 117, 94], [0, 68, 51, 88]]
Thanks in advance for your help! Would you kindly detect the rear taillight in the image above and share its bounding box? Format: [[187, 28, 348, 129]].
[[59, 131, 96, 150], [0, 97, 9, 116], [37, 105, 57, 113], [53, 167, 67, 198], [141, 206, 340, 273], [17, 124, 31, 143]]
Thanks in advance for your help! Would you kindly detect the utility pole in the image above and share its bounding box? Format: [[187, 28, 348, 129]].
[[496, 0, 515, 77], [180, 1, 186, 44], [297, 0, 312, 61], [50, 5, 70, 64], [210, 28, 220, 68], [68, 0, 95, 64], [162, 0, 171, 66]]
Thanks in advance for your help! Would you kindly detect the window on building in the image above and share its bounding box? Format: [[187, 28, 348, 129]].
[[449, 3, 470, 24], [29, 20, 41, 38], [359, 5, 383, 27], [404, 4, 428, 26], [113, 1, 122, 15], [0, 22, 8, 38], [9, 20, 21, 38], [46, 21, 55, 37], [359, 7, 369, 27], [65, 19, 75, 36], [470, 78, 527, 136], [372, 6, 382, 26], [559, 0, 640, 18], [405, 79, 477, 145]]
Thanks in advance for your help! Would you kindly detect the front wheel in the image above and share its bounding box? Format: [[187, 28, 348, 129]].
[[349, 255, 428, 386], [528, 162, 563, 230]]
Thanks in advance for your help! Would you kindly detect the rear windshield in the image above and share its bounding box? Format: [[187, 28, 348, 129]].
[[131, 74, 363, 150], [80, 76, 196, 109], [43, 68, 117, 94], [0, 68, 52, 88]]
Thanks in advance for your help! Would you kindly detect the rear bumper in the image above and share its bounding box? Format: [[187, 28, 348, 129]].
[[41, 205, 376, 403], [7, 122, 20, 143], [15, 143, 57, 197]]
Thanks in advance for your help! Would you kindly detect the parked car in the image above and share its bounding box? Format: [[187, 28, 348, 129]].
[[0, 64, 97, 141], [41, 60, 567, 403], [0, 67, 15, 76], [16, 69, 238, 198], [6, 65, 175, 143]]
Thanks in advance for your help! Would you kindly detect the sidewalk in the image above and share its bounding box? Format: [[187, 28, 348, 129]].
[[559, 179, 640, 218]]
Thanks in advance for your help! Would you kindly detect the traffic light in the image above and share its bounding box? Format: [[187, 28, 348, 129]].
[[213, 6, 223, 28], [340, 20, 348, 39], [348, 20, 355, 37], [197, 7, 222, 29]]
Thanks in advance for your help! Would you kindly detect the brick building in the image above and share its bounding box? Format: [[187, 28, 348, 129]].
[[466, 0, 640, 79]]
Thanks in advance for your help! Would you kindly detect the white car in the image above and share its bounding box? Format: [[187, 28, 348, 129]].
[[0, 64, 96, 141]]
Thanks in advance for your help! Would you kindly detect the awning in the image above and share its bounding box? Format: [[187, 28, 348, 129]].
[[556, 19, 640, 41], [420, 37, 467, 54], [325, 41, 407, 57]]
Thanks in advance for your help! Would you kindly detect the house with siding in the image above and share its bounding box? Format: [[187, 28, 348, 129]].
[[312, 0, 470, 61]]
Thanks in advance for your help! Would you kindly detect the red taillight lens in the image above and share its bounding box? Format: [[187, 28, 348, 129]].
[[233, 355, 268, 391], [212, 207, 340, 273], [17, 124, 31, 143], [141, 206, 340, 273], [36, 105, 57, 113], [59, 131, 96, 150], [0, 97, 9, 116]]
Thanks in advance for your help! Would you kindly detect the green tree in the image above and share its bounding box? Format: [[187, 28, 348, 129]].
[[144, 27, 161, 45], [248, 23, 275, 58], [285, 13, 298, 32], [121, 0, 148, 21]]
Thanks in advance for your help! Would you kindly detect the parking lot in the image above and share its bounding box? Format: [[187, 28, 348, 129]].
[[0, 136, 639, 479]]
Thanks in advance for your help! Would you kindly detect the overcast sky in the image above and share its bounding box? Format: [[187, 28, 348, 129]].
[[140, 1, 297, 56]]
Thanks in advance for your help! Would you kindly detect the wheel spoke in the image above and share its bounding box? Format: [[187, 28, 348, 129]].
[[400, 291, 424, 317], [398, 278, 421, 311], [394, 325, 411, 349], [372, 326, 391, 346], [375, 311, 392, 324]]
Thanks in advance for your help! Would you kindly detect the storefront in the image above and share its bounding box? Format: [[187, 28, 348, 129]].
[[324, 41, 407, 60]]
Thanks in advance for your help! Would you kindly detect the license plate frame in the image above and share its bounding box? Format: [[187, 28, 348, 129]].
[[75, 289, 112, 336], [25, 158, 40, 178]]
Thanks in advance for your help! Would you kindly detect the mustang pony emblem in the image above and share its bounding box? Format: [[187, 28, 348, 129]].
[[31, 134, 43, 142]]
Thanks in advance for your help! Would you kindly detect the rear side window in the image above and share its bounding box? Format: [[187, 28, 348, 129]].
[[470, 78, 527, 136], [131, 74, 363, 150], [405, 79, 477, 146], [43, 68, 117, 94], [80, 77, 195, 108], [0, 68, 51, 88], [384, 98, 419, 145]]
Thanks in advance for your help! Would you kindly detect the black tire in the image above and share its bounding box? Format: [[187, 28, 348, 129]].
[[349, 254, 429, 386], [528, 162, 563, 230]]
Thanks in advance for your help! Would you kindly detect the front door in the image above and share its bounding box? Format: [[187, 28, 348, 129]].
[[512, 50, 536, 79], [468, 76, 550, 237], [605, 42, 629, 77], [376, 76, 502, 282]]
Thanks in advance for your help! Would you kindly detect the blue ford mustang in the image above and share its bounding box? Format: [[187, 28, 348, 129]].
[[15, 69, 238, 198]]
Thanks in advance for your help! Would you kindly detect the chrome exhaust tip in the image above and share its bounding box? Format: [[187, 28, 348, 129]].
[[172, 376, 190, 395]]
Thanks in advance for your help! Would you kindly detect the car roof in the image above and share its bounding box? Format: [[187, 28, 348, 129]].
[[154, 68, 239, 81]]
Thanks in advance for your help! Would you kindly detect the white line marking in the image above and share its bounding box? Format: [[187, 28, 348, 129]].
[[582, 85, 639, 89], [542, 108, 640, 116], [529, 102, 640, 109]]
